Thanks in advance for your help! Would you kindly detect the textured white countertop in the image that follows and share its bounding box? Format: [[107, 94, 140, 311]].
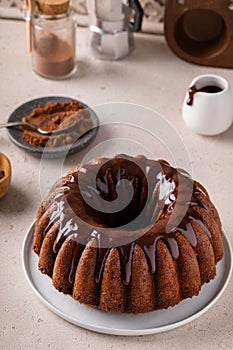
[[0, 20, 232, 350]]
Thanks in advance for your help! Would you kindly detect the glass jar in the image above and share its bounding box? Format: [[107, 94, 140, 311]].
[[31, 0, 77, 79]]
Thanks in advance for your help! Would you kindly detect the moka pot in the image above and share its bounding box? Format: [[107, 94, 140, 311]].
[[87, 0, 143, 60]]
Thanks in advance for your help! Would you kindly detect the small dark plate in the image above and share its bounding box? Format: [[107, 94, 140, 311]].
[[7, 96, 99, 158]]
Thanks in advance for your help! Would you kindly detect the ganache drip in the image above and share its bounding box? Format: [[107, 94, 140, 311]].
[[42, 155, 213, 286]]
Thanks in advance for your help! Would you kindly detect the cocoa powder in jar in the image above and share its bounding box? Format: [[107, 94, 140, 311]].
[[31, 0, 76, 79], [33, 33, 75, 78]]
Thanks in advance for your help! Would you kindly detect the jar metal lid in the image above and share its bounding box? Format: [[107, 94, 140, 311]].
[[36, 0, 70, 16]]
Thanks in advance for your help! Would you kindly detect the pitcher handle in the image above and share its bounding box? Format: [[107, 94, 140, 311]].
[[128, 0, 144, 32]]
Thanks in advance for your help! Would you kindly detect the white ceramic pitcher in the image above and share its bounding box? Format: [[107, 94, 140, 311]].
[[182, 74, 233, 135]]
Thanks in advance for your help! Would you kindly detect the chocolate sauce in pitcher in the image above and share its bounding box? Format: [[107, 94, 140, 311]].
[[187, 84, 223, 106]]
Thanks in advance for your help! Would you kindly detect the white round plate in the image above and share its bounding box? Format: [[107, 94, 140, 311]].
[[22, 221, 232, 336]]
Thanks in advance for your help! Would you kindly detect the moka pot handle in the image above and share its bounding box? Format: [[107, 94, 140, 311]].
[[128, 0, 144, 32]]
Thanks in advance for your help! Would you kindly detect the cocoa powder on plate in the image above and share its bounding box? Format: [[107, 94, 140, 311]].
[[21, 100, 93, 147]]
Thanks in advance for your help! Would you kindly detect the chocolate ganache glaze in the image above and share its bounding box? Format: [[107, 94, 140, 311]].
[[37, 155, 214, 287]]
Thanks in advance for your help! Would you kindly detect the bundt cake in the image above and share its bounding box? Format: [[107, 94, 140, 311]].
[[33, 154, 223, 314]]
